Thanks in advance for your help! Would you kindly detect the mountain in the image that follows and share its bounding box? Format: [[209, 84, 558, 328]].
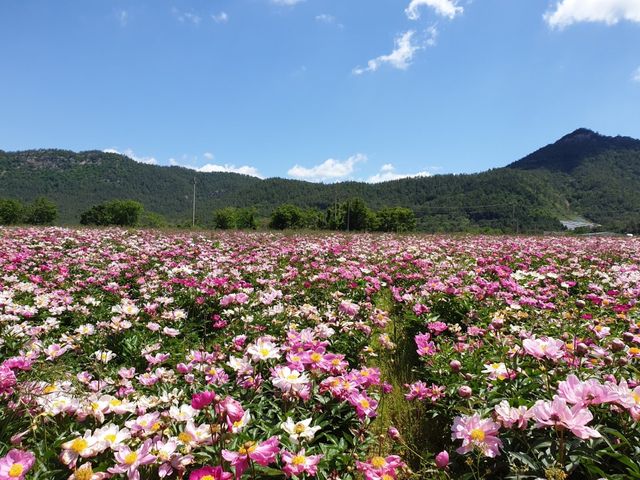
[[1, 128, 639, 232], [508, 128, 640, 172]]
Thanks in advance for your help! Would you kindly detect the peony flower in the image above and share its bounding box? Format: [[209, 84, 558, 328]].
[[108, 439, 156, 480], [60, 431, 102, 467], [434, 450, 449, 469], [451, 414, 503, 458], [281, 418, 321, 443], [189, 465, 232, 480], [191, 391, 216, 410], [531, 396, 601, 439], [522, 337, 564, 361], [281, 449, 323, 477], [0, 449, 35, 480], [356, 455, 405, 480], [222, 436, 280, 479]]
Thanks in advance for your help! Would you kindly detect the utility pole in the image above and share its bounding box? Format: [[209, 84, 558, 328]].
[[346, 199, 350, 232], [192, 177, 196, 228]]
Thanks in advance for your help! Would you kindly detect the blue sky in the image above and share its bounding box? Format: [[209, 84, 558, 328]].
[[1, 0, 639, 182]]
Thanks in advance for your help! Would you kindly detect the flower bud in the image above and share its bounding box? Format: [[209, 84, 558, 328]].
[[435, 450, 449, 469], [458, 385, 472, 398]]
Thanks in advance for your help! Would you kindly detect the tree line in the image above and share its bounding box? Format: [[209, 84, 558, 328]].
[[0, 196, 417, 232], [0, 197, 58, 225]]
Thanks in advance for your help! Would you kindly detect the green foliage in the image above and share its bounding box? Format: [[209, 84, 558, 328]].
[[2, 128, 640, 232], [373, 206, 417, 232], [24, 197, 58, 225], [213, 207, 238, 230], [213, 207, 258, 230], [80, 199, 143, 226], [139, 210, 168, 228], [0, 198, 23, 224], [269, 204, 304, 229]]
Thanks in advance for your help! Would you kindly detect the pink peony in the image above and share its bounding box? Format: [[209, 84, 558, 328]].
[[531, 396, 601, 439], [0, 450, 35, 480], [451, 414, 503, 458]]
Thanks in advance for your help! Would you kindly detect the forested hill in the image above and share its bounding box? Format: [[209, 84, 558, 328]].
[[1, 128, 640, 232]]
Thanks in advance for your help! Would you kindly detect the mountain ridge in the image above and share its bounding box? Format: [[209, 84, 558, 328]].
[[2, 129, 640, 232]]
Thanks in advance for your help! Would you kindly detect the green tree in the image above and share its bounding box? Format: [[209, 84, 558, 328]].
[[374, 206, 417, 232], [80, 200, 143, 227], [0, 199, 23, 224], [25, 197, 58, 225], [269, 204, 304, 230], [108, 200, 143, 226], [214, 208, 237, 230], [236, 208, 258, 230]]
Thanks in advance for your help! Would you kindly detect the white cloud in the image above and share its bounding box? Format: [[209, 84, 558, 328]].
[[117, 10, 129, 27], [316, 13, 344, 29], [271, 0, 305, 5], [545, 0, 640, 28], [353, 28, 437, 75], [104, 148, 157, 165], [367, 164, 432, 183], [212, 12, 229, 23], [169, 153, 262, 177], [172, 8, 201, 25], [316, 13, 336, 23], [197, 164, 262, 177], [288, 154, 366, 182], [633, 66, 640, 82], [405, 0, 463, 20]]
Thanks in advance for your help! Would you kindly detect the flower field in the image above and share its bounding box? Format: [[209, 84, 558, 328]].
[[1, 228, 640, 480]]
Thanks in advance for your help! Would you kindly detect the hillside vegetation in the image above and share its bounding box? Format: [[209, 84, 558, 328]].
[[1, 128, 639, 232]]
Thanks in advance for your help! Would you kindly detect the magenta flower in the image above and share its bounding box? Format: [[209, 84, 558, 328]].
[[222, 436, 280, 478], [434, 450, 449, 469], [348, 392, 378, 419], [557, 374, 617, 407], [191, 391, 216, 410], [356, 455, 405, 480], [108, 439, 156, 480], [0, 450, 35, 480], [281, 449, 323, 477], [189, 465, 233, 480], [451, 414, 503, 458], [531, 396, 601, 439], [0, 365, 17, 396], [522, 336, 565, 361]]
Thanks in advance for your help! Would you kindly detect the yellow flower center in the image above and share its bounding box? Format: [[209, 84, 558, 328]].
[[259, 348, 270, 357], [491, 363, 501, 370], [71, 438, 88, 454], [470, 428, 485, 442], [124, 452, 138, 465], [292, 455, 306, 465], [201, 476, 215, 480], [151, 422, 161, 431], [74, 464, 93, 480], [294, 424, 306, 434], [109, 399, 122, 407], [310, 353, 322, 362], [630, 347, 640, 355], [239, 442, 256, 455], [371, 456, 387, 468], [382, 475, 394, 480], [178, 432, 192, 443], [8, 463, 24, 478], [632, 392, 640, 405], [104, 434, 117, 443], [43, 385, 57, 394], [360, 399, 370, 409]]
